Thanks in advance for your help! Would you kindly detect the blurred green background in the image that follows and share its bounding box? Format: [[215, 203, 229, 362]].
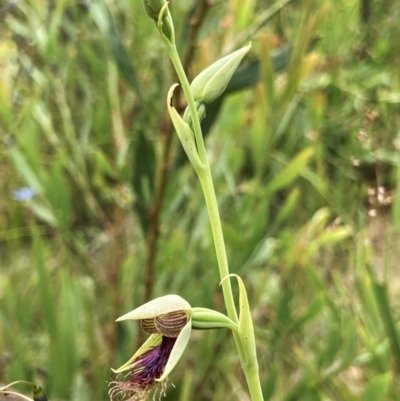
[[1, 0, 400, 400]]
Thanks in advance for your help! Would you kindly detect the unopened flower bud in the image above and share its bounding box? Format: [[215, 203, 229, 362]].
[[191, 44, 251, 104], [142, 0, 174, 43], [142, 0, 166, 20]]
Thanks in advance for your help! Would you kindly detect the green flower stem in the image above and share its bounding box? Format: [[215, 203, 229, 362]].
[[244, 364, 264, 401], [164, 41, 264, 401], [166, 41, 237, 323]]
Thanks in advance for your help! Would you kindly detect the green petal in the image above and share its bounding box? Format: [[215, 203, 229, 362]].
[[111, 334, 162, 373], [156, 319, 191, 381], [116, 294, 191, 321]]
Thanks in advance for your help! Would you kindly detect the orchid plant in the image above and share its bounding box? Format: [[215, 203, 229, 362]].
[[109, 1, 264, 400], [3, 2, 264, 400]]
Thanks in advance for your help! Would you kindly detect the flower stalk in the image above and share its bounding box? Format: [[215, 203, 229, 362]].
[[164, 39, 239, 326], [156, 6, 264, 401], [127, 3, 264, 400]]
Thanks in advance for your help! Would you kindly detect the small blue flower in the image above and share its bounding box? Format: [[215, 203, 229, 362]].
[[13, 187, 36, 201]]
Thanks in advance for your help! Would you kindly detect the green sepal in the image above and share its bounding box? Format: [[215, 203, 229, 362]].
[[191, 45, 251, 104], [111, 334, 162, 374]]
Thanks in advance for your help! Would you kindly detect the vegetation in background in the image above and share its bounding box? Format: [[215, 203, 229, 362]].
[[1, 0, 400, 400]]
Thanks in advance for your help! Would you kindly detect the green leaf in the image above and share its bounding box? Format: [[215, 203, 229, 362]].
[[276, 288, 294, 327], [8, 145, 43, 194], [108, 16, 142, 96], [361, 372, 391, 401], [29, 200, 58, 226], [370, 274, 400, 371], [92, 1, 142, 98], [394, 164, 400, 233], [274, 187, 300, 225], [240, 236, 276, 271], [264, 147, 315, 196], [32, 228, 57, 339], [45, 157, 71, 234], [132, 130, 156, 234]]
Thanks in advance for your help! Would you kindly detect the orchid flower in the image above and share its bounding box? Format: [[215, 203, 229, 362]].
[[109, 295, 191, 401]]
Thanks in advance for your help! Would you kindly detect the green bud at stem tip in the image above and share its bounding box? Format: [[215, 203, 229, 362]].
[[190, 44, 251, 104], [142, 0, 167, 21], [142, 0, 175, 43], [157, 2, 175, 44]]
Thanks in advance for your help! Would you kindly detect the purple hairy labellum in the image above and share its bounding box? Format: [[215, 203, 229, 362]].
[[109, 336, 176, 401]]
